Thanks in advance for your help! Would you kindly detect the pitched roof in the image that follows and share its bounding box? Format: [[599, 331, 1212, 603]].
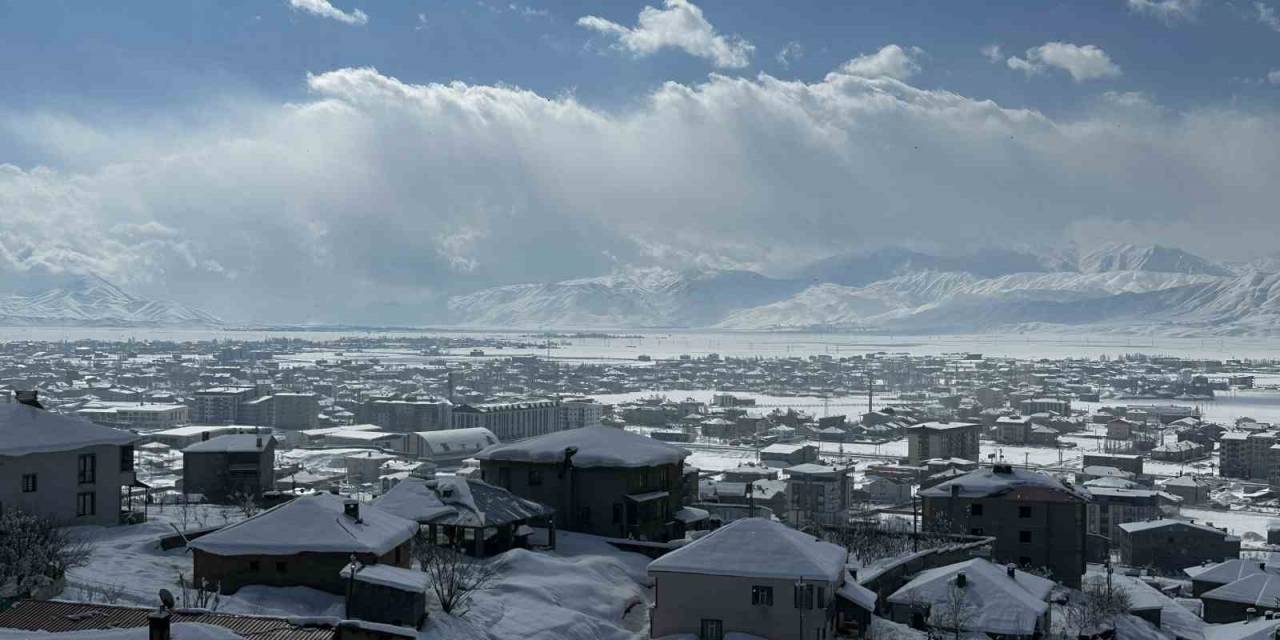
[[918, 467, 1090, 501], [1119, 519, 1228, 536], [887, 558, 1053, 637], [0, 600, 332, 639], [1185, 558, 1279, 584], [476, 426, 688, 468], [0, 404, 136, 456], [647, 518, 847, 582], [1201, 573, 1280, 607], [190, 493, 417, 557]]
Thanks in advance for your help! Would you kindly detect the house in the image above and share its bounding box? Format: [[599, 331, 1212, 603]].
[[862, 474, 912, 504], [647, 518, 871, 640], [887, 558, 1055, 638], [189, 493, 417, 594], [1185, 559, 1280, 597], [995, 416, 1032, 444], [146, 425, 263, 449], [1150, 440, 1207, 462], [403, 427, 498, 466], [374, 476, 555, 556], [475, 426, 689, 541], [344, 451, 400, 484], [918, 465, 1090, 588], [1200, 573, 1280, 623], [1162, 475, 1211, 505], [1086, 487, 1182, 541], [758, 443, 818, 467], [0, 600, 334, 639], [181, 434, 276, 503], [0, 403, 138, 526], [340, 561, 429, 630], [1082, 453, 1144, 476], [905, 421, 980, 465], [1117, 519, 1239, 574], [785, 463, 852, 528]]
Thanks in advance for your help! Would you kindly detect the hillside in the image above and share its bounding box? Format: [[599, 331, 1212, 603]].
[[0, 274, 221, 326]]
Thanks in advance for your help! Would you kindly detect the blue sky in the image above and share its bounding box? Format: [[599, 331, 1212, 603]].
[[0, 0, 1278, 322]]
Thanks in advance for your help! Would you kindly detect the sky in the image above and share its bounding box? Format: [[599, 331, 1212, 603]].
[[1, 0, 1279, 323]]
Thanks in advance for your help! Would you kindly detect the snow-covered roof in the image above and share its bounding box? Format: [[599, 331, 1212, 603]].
[[786, 463, 846, 476], [1204, 617, 1280, 640], [340, 563, 429, 593], [1202, 573, 1280, 607], [0, 404, 136, 456], [836, 579, 877, 611], [372, 477, 458, 523], [887, 558, 1053, 637], [906, 421, 980, 432], [476, 426, 688, 468], [647, 518, 847, 583], [1119, 519, 1227, 536], [411, 427, 498, 456], [183, 434, 274, 454], [918, 466, 1090, 501], [190, 494, 417, 557], [1185, 559, 1279, 585]]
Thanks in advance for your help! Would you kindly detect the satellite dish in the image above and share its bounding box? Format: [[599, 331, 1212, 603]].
[[158, 588, 175, 610]]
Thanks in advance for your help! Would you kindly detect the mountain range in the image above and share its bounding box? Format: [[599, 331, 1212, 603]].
[[0, 274, 221, 326], [445, 243, 1280, 336]]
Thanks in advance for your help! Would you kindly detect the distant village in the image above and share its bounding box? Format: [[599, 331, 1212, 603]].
[[4, 334, 1280, 639]]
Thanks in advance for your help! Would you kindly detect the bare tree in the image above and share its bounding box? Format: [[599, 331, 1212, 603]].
[[413, 533, 499, 616], [928, 579, 978, 640], [1065, 574, 1132, 636], [175, 572, 221, 611], [0, 508, 91, 599], [229, 491, 260, 520]]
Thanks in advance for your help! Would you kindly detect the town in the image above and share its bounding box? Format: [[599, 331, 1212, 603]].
[[3, 333, 1280, 639]]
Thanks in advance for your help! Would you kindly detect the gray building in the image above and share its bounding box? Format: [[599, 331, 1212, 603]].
[[785, 463, 852, 528], [452, 400, 562, 442], [191, 387, 258, 424], [1117, 519, 1239, 574], [905, 421, 980, 465], [182, 434, 277, 503], [0, 403, 137, 526], [476, 426, 689, 541], [358, 398, 452, 433], [919, 465, 1090, 588]]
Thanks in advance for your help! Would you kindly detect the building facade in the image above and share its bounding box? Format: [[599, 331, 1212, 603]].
[[905, 422, 980, 465], [452, 400, 562, 441]]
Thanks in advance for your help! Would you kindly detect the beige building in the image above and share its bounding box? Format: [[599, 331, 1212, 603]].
[[648, 517, 872, 640], [0, 404, 137, 526]]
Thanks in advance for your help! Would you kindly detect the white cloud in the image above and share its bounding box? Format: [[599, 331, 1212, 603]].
[[1257, 2, 1280, 31], [776, 41, 804, 68], [1006, 42, 1122, 81], [577, 0, 753, 68], [1126, 0, 1201, 24], [287, 0, 367, 25], [840, 44, 924, 80], [4, 65, 1280, 322], [1268, 70, 1280, 84], [981, 44, 1003, 63]]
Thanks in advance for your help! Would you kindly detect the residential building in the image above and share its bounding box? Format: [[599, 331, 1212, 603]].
[[267, 393, 320, 430], [995, 416, 1032, 444], [76, 402, 190, 430], [340, 562, 429, 630], [759, 443, 818, 467], [451, 399, 561, 441], [0, 403, 137, 526], [918, 465, 1090, 588], [1019, 398, 1071, 415], [1201, 573, 1280, 623], [357, 397, 452, 432], [146, 425, 264, 449], [1086, 486, 1181, 541], [905, 421, 980, 465], [191, 387, 258, 424], [1219, 431, 1278, 481], [785, 463, 852, 528], [0, 600, 335, 639], [376, 476, 556, 557], [182, 434, 277, 503], [1161, 475, 1211, 505], [648, 518, 873, 640], [476, 426, 689, 541], [1185, 559, 1280, 598], [1082, 453, 1144, 476], [887, 558, 1055, 638], [560, 397, 604, 430], [1117, 520, 1239, 574], [190, 494, 417, 594]]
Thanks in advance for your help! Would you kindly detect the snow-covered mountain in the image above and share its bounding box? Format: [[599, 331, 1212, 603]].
[[446, 267, 805, 328], [446, 244, 1280, 335], [0, 274, 221, 326]]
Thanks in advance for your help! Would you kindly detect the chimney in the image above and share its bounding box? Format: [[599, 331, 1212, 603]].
[[1007, 565, 1016, 579], [15, 390, 42, 409], [255, 437, 262, 449], [956, 572, 967, 588], [148, 611, 171, 640], [343, 499, 361, 522], [950, 484, 960, 497], [993, 464, 1013, 474]]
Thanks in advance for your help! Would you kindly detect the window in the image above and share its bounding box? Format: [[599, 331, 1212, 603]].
[[21, 474, 37, 493], [276, 561, 288, 573], [1019, 530, 1032, 543], [76, 492, 96, 517], [751, 585, 773, 606], [528, 469, 543, 486], [120, 445, 134, 472], [969, 503, 983, 516], [794, 583, 815, 609], [498, 467, 511, 489], [249, 560, 260, 571], [699, 619, 724, 640], [78, 454, 97, 484], [817, 586, 826, 608], [1018, 505, 1031, 518]]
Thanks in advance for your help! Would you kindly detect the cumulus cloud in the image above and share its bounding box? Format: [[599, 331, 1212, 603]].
[[981, 44, 1003, 63], [3, 64, 1280, 322], [577, 0, 753, 68], [1007, 42, 1122, 81], [776, 41, 803, 68], [287, 0, 367, 25], [840, 45, 924, 80], [1126, 0, 1201, 23], [1258, 2, 1280, 31]]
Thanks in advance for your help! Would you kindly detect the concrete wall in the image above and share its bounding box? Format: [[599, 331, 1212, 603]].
[[651, 572, 835, 640], [0, 444, 128, 526]]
